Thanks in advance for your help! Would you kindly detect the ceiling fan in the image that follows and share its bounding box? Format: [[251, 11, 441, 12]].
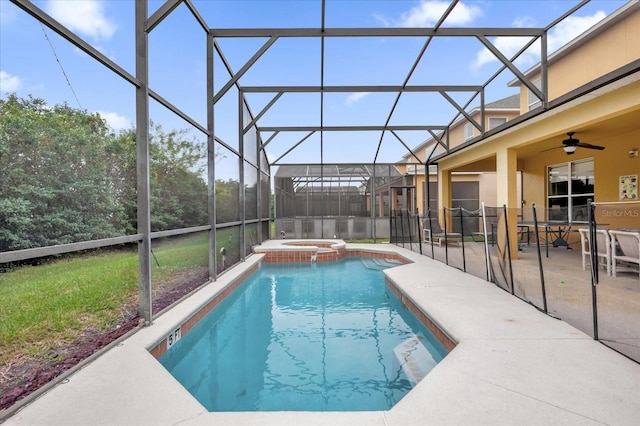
[[544, 132, 605, 155]]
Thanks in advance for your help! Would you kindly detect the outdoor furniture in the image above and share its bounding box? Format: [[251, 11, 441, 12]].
[[578, 228, 611, 276], [516, 224, 532, 251], [608, 230, 640, 282], [423, 221, 462, 247], [519, 221, 573, 257], [518, 225, 531, 246]]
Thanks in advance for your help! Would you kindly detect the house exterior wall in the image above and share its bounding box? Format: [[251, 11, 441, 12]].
[[404, 3, 640, 231], [441, 75, 640, 231], [452, 110, 522, 144], [424, 109, 520, 212], [517, 5, 640, 112], [522, 126, 640, 211], [401, 108, 520, 164], [410, 172, 505, 214], [400, 108, 520, 214], [429, 109, 520, 158]]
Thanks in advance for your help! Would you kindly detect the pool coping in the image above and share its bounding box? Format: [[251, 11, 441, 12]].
[[4, 242, 640, 425], [149, 241, 426, 359]]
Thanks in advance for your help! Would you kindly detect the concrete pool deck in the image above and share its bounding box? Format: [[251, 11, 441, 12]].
[[3, 243, 640, 425]]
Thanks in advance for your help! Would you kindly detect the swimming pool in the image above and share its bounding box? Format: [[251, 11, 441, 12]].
[[159, 257, 448, 411]]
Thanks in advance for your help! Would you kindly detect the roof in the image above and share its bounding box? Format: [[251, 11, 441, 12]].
[[485, 94, 520, 110], [399, 93, 521, 162]]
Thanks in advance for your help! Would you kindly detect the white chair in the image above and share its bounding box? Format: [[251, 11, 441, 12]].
[[608, 230, 640, 282], [578, 228, 611, 276]]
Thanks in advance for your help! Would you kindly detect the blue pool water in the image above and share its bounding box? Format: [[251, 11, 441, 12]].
[[159, 257, 448, 411]]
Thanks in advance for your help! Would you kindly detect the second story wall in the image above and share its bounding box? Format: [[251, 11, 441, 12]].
[[426, 108, 520, 159], [517, 3, 640, 112]]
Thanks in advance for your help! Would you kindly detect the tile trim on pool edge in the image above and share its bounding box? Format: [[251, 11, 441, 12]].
[[385, 277, 457, 352], [148, 262, 260, 359], [149, 250, 419, 359]]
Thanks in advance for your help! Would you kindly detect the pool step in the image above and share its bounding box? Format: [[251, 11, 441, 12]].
[[393, 336, 437, 385], [361, 258, 385, 270], [373, 258, 402, 267], [360, 257, 401, 270]]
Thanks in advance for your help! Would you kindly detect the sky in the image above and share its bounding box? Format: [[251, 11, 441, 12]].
[[0, 0, 630, 165]]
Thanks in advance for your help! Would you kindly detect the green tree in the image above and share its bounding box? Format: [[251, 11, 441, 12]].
[[102, 124, 209, 233], [215, 178, 240, 224], [1, 95, 218, 250], [0, 94, 127, 250], [148, 123, 208, 231], [104, 128, 138, 235]]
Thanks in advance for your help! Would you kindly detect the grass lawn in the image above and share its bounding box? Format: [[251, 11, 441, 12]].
[[0, 232, 212, 365], [151, 232, 209, 277], [0, 227, 381, 366], [0, 250, 139, 364]]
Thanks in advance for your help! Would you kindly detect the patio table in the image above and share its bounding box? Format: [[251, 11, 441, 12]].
[[519, 221, 574, 257]]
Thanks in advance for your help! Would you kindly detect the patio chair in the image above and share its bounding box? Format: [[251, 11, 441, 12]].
[[423, 219, 462, 247], [608, 230, 640, 282], [578, 228, 611, 276]]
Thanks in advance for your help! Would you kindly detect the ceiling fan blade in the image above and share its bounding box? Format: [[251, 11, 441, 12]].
[[577, 142, 605, 150], [540, 146, 562, 153]]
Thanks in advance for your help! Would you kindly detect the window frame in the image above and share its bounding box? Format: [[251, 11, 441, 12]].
[[546, 158, 594, 223], [464, 122, 473, 140], [488, 116, 507, 130], [527, 78, 542, 111]]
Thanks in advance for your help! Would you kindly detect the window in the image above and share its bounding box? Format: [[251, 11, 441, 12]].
[[464, 122, 473, 140], [426, 181, 480, 233], [488, 117, 507, 129], [527, 78, 542, 111], [547, 159, 594, 222], [427, 143, 444, 157]]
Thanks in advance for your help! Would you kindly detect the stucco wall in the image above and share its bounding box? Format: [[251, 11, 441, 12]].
[[521, 127, 640, 227], [518, 6, 640, 111]]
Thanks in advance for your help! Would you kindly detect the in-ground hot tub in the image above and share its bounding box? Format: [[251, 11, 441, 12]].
[[254, 239, 347, 262]]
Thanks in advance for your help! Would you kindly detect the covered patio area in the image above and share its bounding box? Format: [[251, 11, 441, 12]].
[[398, 218, 640, 362]]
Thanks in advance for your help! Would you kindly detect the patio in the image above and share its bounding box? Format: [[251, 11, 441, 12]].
[[400, 233, 640, 362], [3, 244, 640, 425], [2, 0, 639, 421]]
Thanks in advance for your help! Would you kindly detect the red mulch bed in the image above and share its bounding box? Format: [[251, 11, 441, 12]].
[[0, 271, 208, 412]]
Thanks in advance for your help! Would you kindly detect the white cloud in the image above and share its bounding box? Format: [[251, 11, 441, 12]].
[[512, 16, 537, 28], [399, 1, 482, 27], [47, 0, 116, 41], [0, 71, 21, 92], [547, 12, 607, 52], [474, 34, 532, 69], [346, 92, 370, 106], [373, 12, 392, 27], [96, 110, 131, 131], [473, 11, 607, 68]]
